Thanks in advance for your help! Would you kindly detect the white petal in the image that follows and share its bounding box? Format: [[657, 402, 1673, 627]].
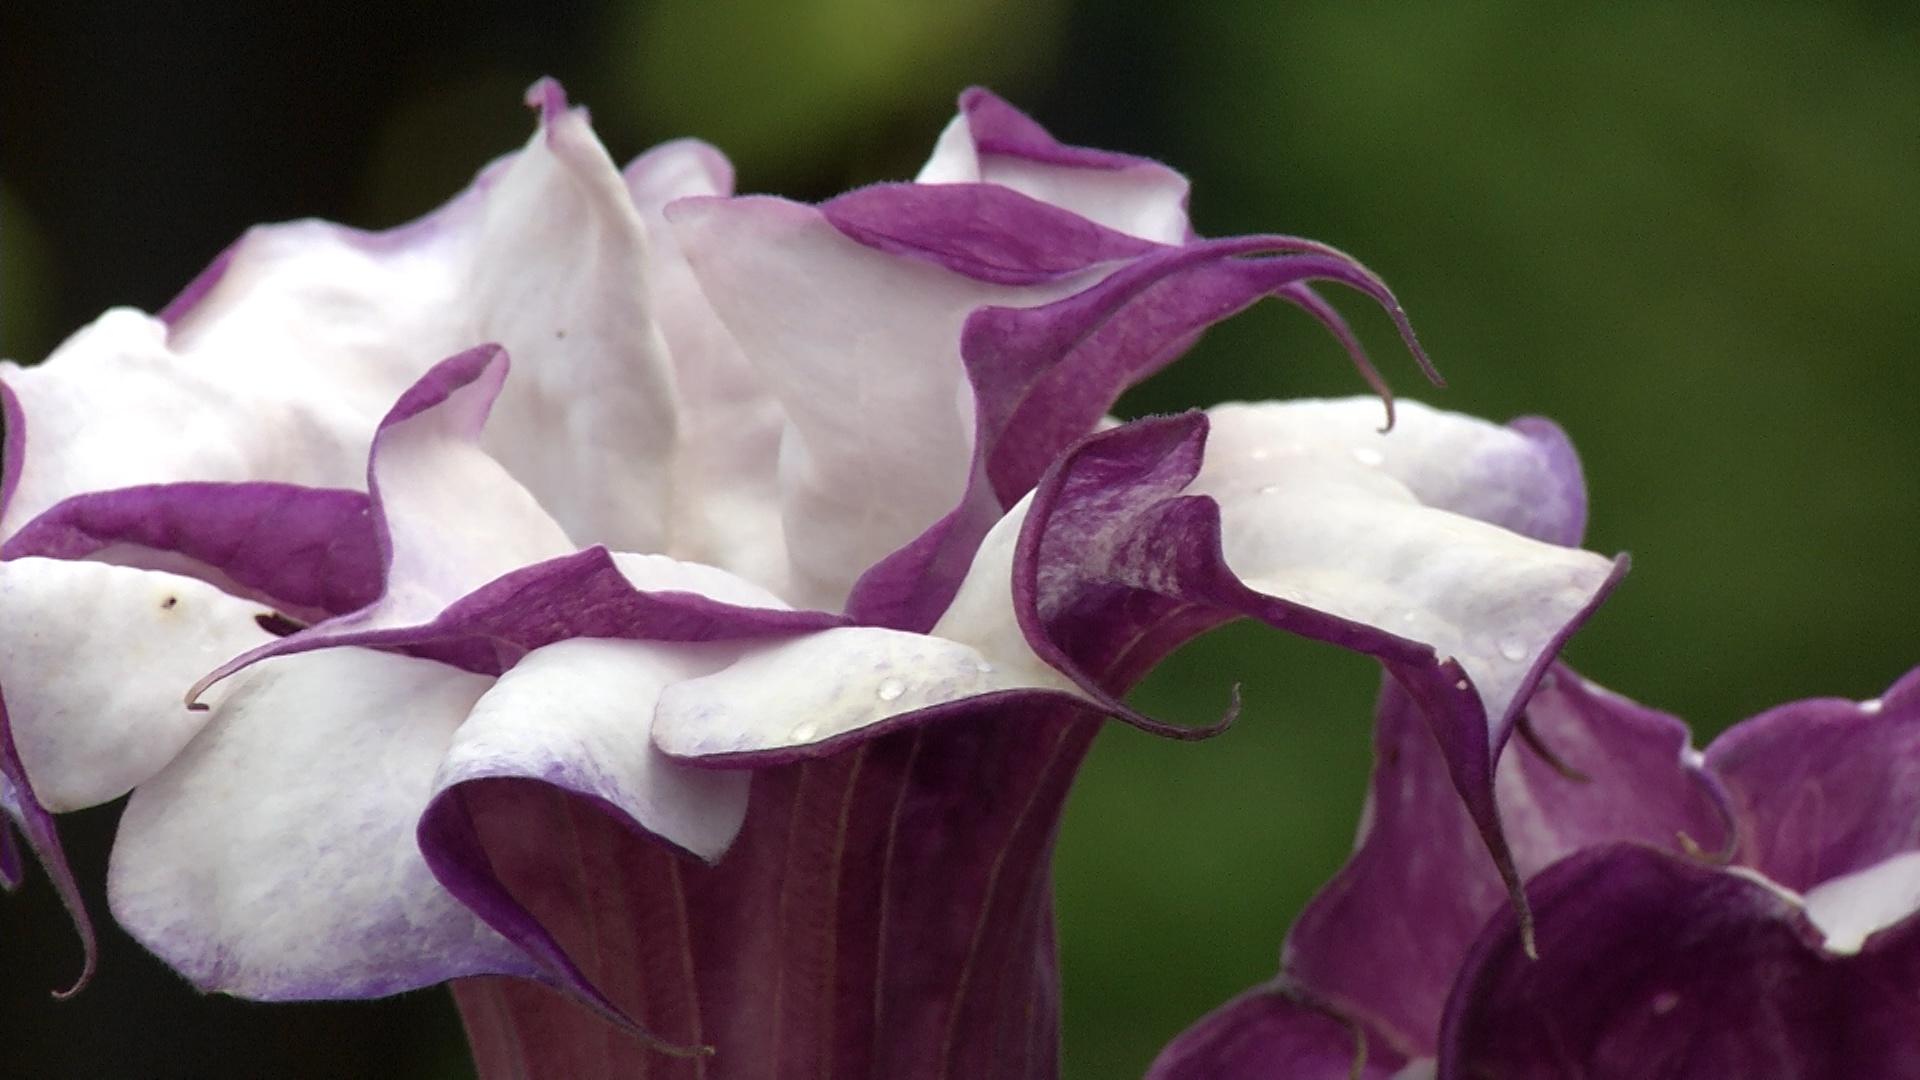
[[1804, 850, 1920, 955], [668, 196, 1089, 610], [439, 638, 748, 861], [0, 558, 271, 810], [109, 649, 536, 998], [1191, 399, 1618, 728], [653, 624, 1077, 758], [624, 142, 790, 594]]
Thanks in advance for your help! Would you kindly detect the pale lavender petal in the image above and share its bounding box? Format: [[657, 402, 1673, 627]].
[[624, 140, 791, 595], [3, 482, 378, 621], [1440, 843, 1920, 1079], [0, 559, 272, 810], [108, 648, 543, 999], [1145, 985, 1407, 1080], [1706, 665, 1920, 891], [916, 87, 1192, 244], [9, 80, 677, 554], [666, 194, 1095, 612]]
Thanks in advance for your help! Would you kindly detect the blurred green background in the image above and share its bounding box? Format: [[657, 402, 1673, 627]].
[[2, 2, 1916, 1077]]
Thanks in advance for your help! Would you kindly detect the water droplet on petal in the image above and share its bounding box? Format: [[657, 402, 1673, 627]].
[[877, 678, 906, 702], [1351, 446, 1385, 467], [1499, 638, 1529, 662], [1249, 447, 1271, 461], [790, 720, 821, 741], [1259, 484, 1282, 495], [1650, 991, 1680, 1016], [974, 661, 995, 675], [1454, 678, 1471, 691]]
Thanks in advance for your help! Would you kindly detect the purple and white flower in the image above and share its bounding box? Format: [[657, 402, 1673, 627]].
[[1149, 664, 1920, 1080], [0, 82, 1622, 1077]]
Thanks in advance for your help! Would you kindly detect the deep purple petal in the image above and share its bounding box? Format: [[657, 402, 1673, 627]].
[[822, 182, 1159, 285], [1281, 671, 1730, 1055], [1439, 843, 1920, 1080], [1144, 984, 1407, 1080], [3, 482, 378, 621], [1707, 664, 1920, 891]]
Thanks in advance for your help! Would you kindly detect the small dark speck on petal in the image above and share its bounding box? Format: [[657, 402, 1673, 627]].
[[554, 328, 568, 339], [255, 612, 306, 637], [161, 596, 178, 610]]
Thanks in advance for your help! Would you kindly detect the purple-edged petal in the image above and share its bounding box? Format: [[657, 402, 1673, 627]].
[[623, 140, 791, 594], [1145, 985, 1408, 1080], [1439, 843, 1920, 1079], [916, 87, 1191, 244], [3, 482, 378, 622], [433, 638, 749, 864], [4, 80, 677, 553], [1276, 671, 1728, 1057], [0, 559, 271, 810], [843, 234, 1436, 632], [108, 648, 543, 999], [666, 194, 1097, 611], [1706, 665, 1920, 892], [651, 626, 1081, 761]]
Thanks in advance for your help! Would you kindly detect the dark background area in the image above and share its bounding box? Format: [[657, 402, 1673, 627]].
[[3, 3, 1917, 1077]]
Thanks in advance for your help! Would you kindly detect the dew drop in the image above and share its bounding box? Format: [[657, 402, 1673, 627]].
[[1249, 447, 1271, 461], [877, 678, 906, 702], [1650, 991, 1680, 1016], [1259, 484, 1282, 495], [1454, 678, 1471, 691], [974, 661, 995, 675], [1499, 638, 1529, 662], [790, 720, 821, 741], [1351, 446, 1385, 467]]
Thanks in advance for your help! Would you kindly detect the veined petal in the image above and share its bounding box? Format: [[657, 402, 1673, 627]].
[[0, 558, 271, 810], [1439, 844, 1920, 1079], [624, 140, 790, 594], [5, 80, 676, 553], [667, 194, 1095, 612], [1706, 665, 1920, 891], [915, 87, 1192, 245], [1144, 984, 1407, 1080], [108, 648, 543, 999]]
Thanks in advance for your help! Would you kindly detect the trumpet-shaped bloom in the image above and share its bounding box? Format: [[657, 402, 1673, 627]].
[[1149, 666, 1920, 1079], [1, 82, 1621, 1077]]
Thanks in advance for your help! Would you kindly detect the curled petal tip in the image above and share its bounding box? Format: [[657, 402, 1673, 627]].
[[523, 77, 570, 122]]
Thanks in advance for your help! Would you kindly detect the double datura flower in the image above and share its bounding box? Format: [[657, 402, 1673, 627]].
[[3, 79, 1755, 1078]]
